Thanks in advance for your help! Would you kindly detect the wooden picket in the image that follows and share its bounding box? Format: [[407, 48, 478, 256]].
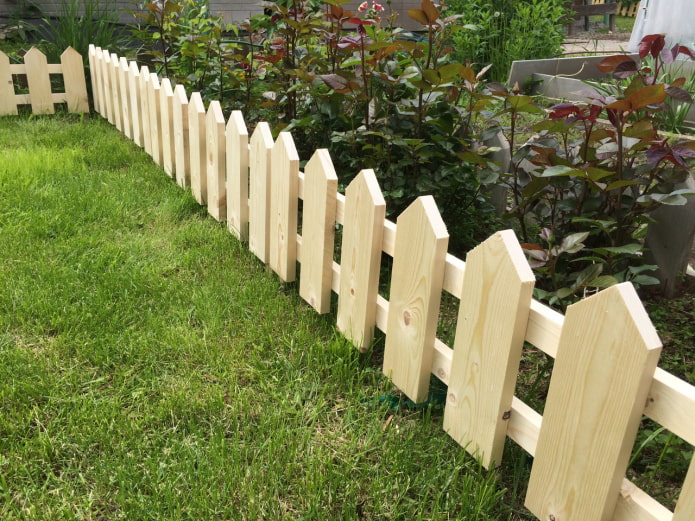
[[0, 46, 88, 116], [128, 61, 143, 147], [83, 45, 695, 521], [118, 57, 131, 139], [160, 78, 175, 178], [139, 65, 152, 155]]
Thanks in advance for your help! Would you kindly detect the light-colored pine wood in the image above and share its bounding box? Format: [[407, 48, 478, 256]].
[[61, 47, 88, 114], [88, 45, 98, 113], [148, 72, 162, 166], [128, 61, 142, 147], [248, 122, 274, 263], [269, 132, 299, 282], [160, 78, 175, 177], [336, 170, 385, 351], [118, 56, 131, 138], [173, 84, 190, 189], [443, 230, 535, 468], [614, 479, 673, 521], [110, 53, 122, 130], [226, 110, 249, 241], [24, 47, 53, 114], [188, 92, 207, 205], [673, 453, 695, 521], [101, 49, 114, 123], [299, 149, 338, 313], [382, 196, 449, 403], [206, 100, 226, 221], [96, 48, 108, 119], [525, 283, 662, 521], [91, 46, 103, 116], [139, 65, 151, 154], [0, 51, 17, 115], [645, 368, 695, 445]]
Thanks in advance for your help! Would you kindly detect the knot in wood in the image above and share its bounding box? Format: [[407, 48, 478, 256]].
[[403, 310, 411, 326]]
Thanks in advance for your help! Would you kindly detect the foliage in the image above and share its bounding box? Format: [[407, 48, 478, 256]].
[[39, 0, 125, 63], [482, 35, 695, 307], [446, 0, 570, 83]]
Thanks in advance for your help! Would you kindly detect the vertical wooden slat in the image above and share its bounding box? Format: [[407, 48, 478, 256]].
[[101, 49, 113, 123], [139, 65, 151, 154], [61, 47, 89, 114], [93, 46, 106, 117], [673, 456, 695, 521], [128, 61, 142, 147], [206, 100, 226, 221], [269, 132, 299, 282], [24, 47, 53, 114], [109, 52, 122, 130], [173, 84, 190, 189], [382, 196, 449, 403], [148, 72, 162, 166], [0, 51, 17, 115], [336, 170, 386, 351], [525, 283, 662, 521], [299, 149, 338, 314], [88, 45, 99, 113], [443, 229, 535, 468], [118, 56, 131, 138], [188, 92, 207, 205], [160, 77, 175, 177], [248, 122, 274, 263], [226, 110, 249, 241]]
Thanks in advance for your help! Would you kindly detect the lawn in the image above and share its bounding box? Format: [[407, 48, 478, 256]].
[[0, 115, 512, 520]]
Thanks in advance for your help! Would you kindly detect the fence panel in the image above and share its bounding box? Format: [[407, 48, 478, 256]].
[[206, 100, 226, 222], [299, 149, 338, 314], [160, 78, 175, 178], [173, 85, 190, 189], [443, 230, 535, 468], [526, 283, 662, 521], [382, 196, 449, 403], [269, 132, 299, 282], [188, 92, 207, 205], [226, 111, 250, 241], [336, 170, 385, 351], [248, 122, 274, 264]]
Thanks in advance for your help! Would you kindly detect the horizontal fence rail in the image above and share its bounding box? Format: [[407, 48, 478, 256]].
[[0, 46, 88, 116], [88, 44, 695, 521]]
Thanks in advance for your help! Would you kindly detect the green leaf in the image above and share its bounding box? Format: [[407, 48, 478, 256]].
[[541, 165, 575, 177], [588, 275, 619, 288], [631, 274, 660, 286], [597, 243, 642, 255], [560, 232, 589, 253]]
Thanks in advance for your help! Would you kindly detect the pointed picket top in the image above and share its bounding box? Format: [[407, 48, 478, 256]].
[[110, 52, 122, 130], [382, 196, 449, 403], [118, 56, 132, 138], [139, 65, 152, 154], [188, 91, 207, 205], [61, 46, 89, 114], [0, 50, 16, 115], [128, 61, 142, 147], [148, 72, 162, 166], [88, 45, 99, 113], [160, 77, 175, 177], [269, 132, 299, 282], [226, 110, 250, 241], [24, 47, 53, 114], [101, 49, 114, 123], [299, 149, 338, 314], [526, 282, 662, 521], [248, 122, 274, 264], [173, 84, 190, 189], [206, 100, 226, 222], [336, 169, 386, 351], [443, 229, 535, 468]]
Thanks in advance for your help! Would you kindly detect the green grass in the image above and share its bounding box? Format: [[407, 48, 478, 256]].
[[0, 115, 513, 520]]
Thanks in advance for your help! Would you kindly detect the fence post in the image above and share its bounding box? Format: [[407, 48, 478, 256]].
[[109, 52, 122, 130], [173, 84, 190, 189], [382, 196, 449, 402], [118, 56, 131, 138], [128, 61, 142, 147], [226, 110, 249, 241], [160, 78, 175, 178], [336, 169, 385, 351], [525, 283, 662, 521], [269, 132, 299, 282], [188, 92, 207, 205], [206, 100, 226, 221], [139, 65, 151, 154], [24, 47, 53, 115], [443, 229, 535, 468], [148, 73, 162, 166], [248, 122, 274, 264], [88, 45, 99, 113], [0, 51, 16, 115], [299, 149, 338, 314]]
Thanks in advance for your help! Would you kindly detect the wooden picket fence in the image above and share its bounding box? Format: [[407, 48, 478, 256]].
[[618, 1, 640, 17], [85, 43, 695, 521], [0, 46, 88, 116]]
